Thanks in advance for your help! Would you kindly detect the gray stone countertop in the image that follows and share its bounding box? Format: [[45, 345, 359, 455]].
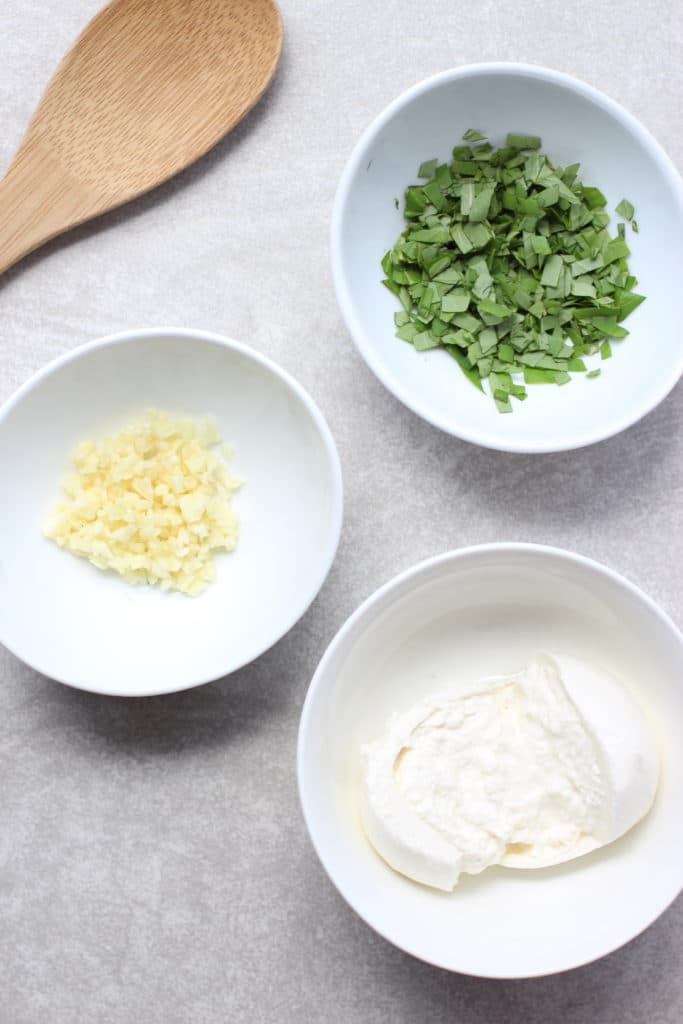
[[1, 0, 681, 1020]]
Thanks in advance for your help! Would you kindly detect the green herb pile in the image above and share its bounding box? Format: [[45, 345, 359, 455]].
[[381, 130, 644, 412]]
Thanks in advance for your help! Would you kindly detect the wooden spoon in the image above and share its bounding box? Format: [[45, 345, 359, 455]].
[[0, 0, 282, 274]]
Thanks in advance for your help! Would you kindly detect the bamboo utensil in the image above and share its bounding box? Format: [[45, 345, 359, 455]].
[[0, 0, 282, 274]]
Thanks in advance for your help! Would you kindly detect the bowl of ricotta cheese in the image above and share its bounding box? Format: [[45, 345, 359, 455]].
[[297, 544, 683, 977]]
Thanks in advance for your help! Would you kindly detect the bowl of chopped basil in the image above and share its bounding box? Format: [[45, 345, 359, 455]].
[[331, 63, 683, 452]]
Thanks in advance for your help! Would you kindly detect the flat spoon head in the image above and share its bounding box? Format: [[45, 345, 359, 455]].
[[0, 0, 282, 273]]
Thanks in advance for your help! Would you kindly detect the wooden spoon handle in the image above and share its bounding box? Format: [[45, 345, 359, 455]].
[[0, 138, 100, 274]]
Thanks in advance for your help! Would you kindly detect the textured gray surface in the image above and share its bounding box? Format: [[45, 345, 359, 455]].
[[1, 1, 682, 1021]]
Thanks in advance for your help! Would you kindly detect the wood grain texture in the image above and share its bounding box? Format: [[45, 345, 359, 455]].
[[0, 0, 282, 273]]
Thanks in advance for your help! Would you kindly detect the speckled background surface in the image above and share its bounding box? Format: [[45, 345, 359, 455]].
[[1, 1, 681, 1021]]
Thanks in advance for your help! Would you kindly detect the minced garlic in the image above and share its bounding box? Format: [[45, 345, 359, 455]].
[[44, 409, 242, 595]]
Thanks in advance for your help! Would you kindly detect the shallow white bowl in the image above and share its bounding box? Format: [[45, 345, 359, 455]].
[[297, 544, 683, 977], [331, 64, 683, 452], [0, 328, 343, 696]]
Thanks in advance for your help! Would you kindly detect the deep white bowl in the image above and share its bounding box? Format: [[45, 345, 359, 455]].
[[297, 545, 683, 977], [0, 328, 343, 696], [331, 63, 683, 452]]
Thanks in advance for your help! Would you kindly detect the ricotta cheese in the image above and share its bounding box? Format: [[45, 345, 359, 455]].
[[360, 654, 659, 890]]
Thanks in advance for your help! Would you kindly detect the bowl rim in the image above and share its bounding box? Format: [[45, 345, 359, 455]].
[[0, 326, 344, 697], [330, 61, 683, 454], [297, 542, 683, 977]]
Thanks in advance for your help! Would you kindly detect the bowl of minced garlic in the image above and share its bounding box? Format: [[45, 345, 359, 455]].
[[43, 409, 243, 596]]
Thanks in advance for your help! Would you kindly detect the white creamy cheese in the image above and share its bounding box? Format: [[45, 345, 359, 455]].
[[360, 654, 659, 891]]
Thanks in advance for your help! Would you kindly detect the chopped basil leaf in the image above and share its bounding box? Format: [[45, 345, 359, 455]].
[[506, 133, 542, 150], [462, 128, 487, 142], [616, 198, 635, 221], [383, 131, 643, 411], [417, 159, 438, 179]]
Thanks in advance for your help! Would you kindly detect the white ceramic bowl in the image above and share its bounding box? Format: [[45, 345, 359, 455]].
[[0, 328, 343, 696], [297, 544, 683, 977], [331, 64, 683, 452]]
